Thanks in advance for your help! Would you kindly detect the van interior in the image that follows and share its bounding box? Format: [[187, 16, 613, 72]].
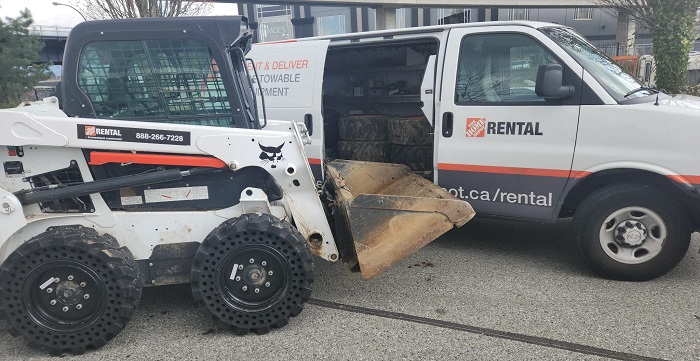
[[321, 38, 439, 175]]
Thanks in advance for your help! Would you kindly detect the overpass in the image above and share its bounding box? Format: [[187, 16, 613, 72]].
[[215, 0, 597, 7], [30, 25, 70, 65]]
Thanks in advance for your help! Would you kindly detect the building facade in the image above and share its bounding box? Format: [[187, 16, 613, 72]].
[[238, 4, 675, 54]]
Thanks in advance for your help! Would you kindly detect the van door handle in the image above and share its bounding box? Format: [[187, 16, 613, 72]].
[[442, 112, 453, 138], [304, 114, 313, 136]]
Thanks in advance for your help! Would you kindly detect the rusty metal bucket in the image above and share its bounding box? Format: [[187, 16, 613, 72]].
[[325, 160, 475, 280]]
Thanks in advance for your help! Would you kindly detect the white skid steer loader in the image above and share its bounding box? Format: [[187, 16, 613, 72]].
[[0, 16, 474, 355]]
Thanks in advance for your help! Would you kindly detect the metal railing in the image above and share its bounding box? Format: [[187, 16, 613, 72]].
[[597, 42, 654, 57], [30, 25, 72, 38]]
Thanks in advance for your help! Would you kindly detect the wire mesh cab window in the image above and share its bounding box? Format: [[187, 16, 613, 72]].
[[455, 33, 558, 104], [78, 39, 234, 127]]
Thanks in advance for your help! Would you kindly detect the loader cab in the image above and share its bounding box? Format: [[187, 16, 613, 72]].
[[60, 16, 259, 129]]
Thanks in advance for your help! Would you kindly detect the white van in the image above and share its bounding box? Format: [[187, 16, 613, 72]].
[[249, 21, 700, 281]]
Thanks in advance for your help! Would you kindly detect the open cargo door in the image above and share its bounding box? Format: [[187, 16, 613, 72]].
[[248, 39, 330, 184], [326, 160, 475, 280]]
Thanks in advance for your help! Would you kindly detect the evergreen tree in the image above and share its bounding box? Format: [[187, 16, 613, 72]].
[[597, 0, 700, 94], [0, 7, 50, 107]]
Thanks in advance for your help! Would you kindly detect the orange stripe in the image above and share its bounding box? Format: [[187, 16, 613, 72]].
[[307, 158, 322, 165], [437, 163, 591, 179], [668, 174, 700, 185], [258, 39, 298, 45], [89, 152, 226, 168]]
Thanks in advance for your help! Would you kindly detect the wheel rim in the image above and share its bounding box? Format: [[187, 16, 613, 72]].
[[598, 206, 667, 265], [23, 260, 106, 333], [215, 245, 290, 312]]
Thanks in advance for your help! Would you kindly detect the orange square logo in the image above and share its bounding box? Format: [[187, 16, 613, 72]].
[[466, 118, 486, 137], [85, 126, 96, 137]]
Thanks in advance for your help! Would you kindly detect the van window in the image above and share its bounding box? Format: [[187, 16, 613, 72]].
[[455, 33, 558, 104], [77, 39, 234, 126]]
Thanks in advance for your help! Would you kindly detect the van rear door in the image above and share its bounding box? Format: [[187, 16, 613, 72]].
[[248, 40, 330, 184]]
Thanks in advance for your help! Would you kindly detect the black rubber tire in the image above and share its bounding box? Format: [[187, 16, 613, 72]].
[[573, 183, 691, 281], [191, 213, 314, 335], [337, 140, 391, 162], [0, 226, 142, 355], [338, 115, 390, 141], [390, 144, 433, 171], [388, 116, 433, 146]]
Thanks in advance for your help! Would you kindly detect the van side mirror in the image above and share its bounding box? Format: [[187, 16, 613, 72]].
[[536, 64, 575, 101]]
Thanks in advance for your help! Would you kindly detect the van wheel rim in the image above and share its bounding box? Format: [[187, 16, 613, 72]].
[[599, 206, 666, 265]]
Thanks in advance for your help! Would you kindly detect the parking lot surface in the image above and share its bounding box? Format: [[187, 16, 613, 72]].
[[2, 218, 699, 360]]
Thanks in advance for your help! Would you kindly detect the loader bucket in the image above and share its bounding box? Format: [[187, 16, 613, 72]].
[[325, 160, 475, 280]]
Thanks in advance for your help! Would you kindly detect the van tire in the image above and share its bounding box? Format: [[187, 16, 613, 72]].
[[573, 183, 690, 281], [339, 115, 390, 141], [389, 116, 433, 145], [338, 140, 391, 162], [391, 145, 433, 171]]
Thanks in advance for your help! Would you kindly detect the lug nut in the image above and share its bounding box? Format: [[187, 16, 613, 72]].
[[235, 276, 241, 281], [50, 299, 57, 306], [238, 265, 244, 270], [242, 286, 248, 291], [83, 294, 90, 300], [46, 288, 53, 294], [67, 275, 74, 281], [76, 304, 82, 310], [254, 288, 260, 294], [54, 278, 60, 283], [80, 282, 86, 288], [265, 282, 270, 287], [249, 258, 255, 263], [62, 306, 69, 312], [261, 261, 267, 266], [268, 271, 273, 276]]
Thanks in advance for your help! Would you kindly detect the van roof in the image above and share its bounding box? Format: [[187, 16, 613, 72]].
[[261, 21, 565, 44]]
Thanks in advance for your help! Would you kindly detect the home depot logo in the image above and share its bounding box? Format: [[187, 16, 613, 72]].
[[85, 125, 97, 137], [466, 118, 544, 137], [466, 118, 486, 137]]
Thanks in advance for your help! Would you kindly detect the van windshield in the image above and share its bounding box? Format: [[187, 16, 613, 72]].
[[540, 27, 650, 102]]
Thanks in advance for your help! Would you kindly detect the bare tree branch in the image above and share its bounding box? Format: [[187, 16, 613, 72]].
[[70, 0, 212, 20]]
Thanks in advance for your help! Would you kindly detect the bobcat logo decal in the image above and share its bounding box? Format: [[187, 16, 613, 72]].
[[259, 142, 285, 168]]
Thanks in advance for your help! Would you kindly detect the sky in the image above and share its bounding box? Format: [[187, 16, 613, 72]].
[[0, 0, 239, 27]]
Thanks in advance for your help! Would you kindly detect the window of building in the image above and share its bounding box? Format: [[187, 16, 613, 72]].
[[508, 9, 529, 21], [574, 8, 594, 20], [438, 8, 470, 25], [455, 33, 560, 104], [257, 5, 294, 42], [77, 39, 233, 126], [317, 15, 346, 36], [396, 8, 406, 28]]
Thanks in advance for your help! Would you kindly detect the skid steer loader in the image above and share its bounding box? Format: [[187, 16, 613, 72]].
[[0, 16, 474, 355]]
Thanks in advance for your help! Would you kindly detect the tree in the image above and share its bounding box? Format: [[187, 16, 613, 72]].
[[0, 7, 50, 107], [72, 0, 212, 20], [596, 0, 700, 94]]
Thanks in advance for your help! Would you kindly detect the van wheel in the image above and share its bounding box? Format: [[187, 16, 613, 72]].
[[191, 213, 313, 335], [390, 144, 433, 171], [573, 183, 690, 281], [388, 116, 433, 145], [339, 115, 390, 141], [338, 140, 391, 162], [0, 226, 142, 355]]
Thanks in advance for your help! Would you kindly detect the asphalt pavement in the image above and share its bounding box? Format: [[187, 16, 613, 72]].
[[2, 218, 699, 360]]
